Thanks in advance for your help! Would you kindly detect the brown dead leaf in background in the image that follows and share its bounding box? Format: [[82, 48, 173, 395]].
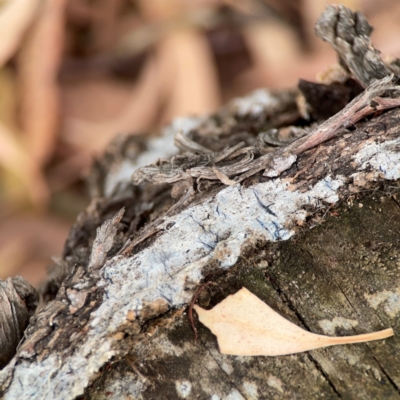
[[90, 0, 124, 52], [61, 77, 135, 122], [242, 19, 301, 89], [46, 151, 91, 193], [0, 68, 49, 206], [0, 0, 41, 67], [367, 2, 400, 56], [0, 237, 28, 280], [194, 287, 393, 356], [0, 121, 49, 205], [18, 0, 67, 167], [0, 68, 19, 132], [0, 213, 70, 285], [63, 56, 161, 152], [158, 28, 221, 124]]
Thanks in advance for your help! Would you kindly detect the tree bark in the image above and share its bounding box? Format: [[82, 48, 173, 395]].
[[1, 5, 400, 400]]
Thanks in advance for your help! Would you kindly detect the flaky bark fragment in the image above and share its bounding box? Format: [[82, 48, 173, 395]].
[[315, 5, 399, 86], [88, 208, 124, 270], [0, 277, 38, 368]]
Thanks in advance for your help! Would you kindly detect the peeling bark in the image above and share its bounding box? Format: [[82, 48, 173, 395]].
[[0, 277, 38, 368], [1, 5, 400, 400]]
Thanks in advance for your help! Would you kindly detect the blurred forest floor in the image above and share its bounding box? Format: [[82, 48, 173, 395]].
[[0, 0, 400, 287]]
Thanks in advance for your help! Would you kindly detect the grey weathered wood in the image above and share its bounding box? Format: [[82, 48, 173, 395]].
[[1, 5, 400, 400], [1, 100, 399, 400], [85, 192, 400, 399]]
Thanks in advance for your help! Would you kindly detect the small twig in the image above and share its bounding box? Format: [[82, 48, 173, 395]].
[[212, 166, 237, 186], [287, 76, 400, 156]]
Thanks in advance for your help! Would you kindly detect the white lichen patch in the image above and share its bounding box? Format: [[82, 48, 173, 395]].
[[96, 175, 346, 334], [230, 89, 280, 116], [341, 350, 360, 367], [4, 340, 115, 400], [97, 372, 146, 400], [204, 346, 234, 376], [226, 389, 245, 400], [266, 375, 284, 393], [318, 317, 359, 335], [66, 289, 88, 312], [364, 288, 400, 318], [146, 334, 186, 357], [352, 138, 400, 182], [264, 154, 297, 178], [371, 367, 382, 382], [175, 380, 192, 398], [242, 381, 259, 399]]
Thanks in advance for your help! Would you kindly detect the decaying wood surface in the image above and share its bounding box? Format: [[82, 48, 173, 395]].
[[1, 5, 400, 399], [0, 277, 37, 369]]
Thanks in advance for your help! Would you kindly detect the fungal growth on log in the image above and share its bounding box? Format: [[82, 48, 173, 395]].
[[1, 5, 400, 400]]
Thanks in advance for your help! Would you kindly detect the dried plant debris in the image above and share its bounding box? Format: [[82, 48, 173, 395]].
[[194, 288, 394, 356], [0, 277, 38, 368], [132, 75, 400, 194]]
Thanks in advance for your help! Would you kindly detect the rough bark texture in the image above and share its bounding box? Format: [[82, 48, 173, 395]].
[[0, 277, 38, 368], [84, 193, 400, 400], [1, 5, 400, 400]]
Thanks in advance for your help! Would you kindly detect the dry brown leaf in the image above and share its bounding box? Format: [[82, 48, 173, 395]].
[[157, 29, 220, 124], [0, 120, 49, 206], [0, 68, 19, 131], [63, 56, 161, 152], [137, 0, 185, 21], [0, 213, 70, 285], [46, 151, 91, 193], [90, 0, 124, 52], [242, 20, 301, 78], [0, 0, 41, 67], [0, 68, 49, 206], [0, 237, 28, 280], [18, 0, 67, 166], [194, 287, 393, 356], [115, 4, 218, 59]]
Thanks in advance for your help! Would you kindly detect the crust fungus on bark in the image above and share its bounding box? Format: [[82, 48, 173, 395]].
[[1, 5, 400, 400]]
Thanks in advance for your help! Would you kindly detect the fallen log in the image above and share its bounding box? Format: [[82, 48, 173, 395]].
[[1, 5, 400, 399]]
